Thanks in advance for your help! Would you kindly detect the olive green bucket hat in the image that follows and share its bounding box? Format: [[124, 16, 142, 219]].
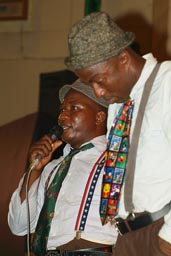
[[65, 12, 135, 69], [59, 79, 108, 108]]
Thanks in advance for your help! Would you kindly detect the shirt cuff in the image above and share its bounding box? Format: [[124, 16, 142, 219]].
[[8, 175, 40, 235]]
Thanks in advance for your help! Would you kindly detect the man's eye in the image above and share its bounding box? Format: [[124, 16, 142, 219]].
[[97, 78, 104, 85], [91, 78, 104, 88], [59, 107, 65, 113], [71, 105, 79, 110]]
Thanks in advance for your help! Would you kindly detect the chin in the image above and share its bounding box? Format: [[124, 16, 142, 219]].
[[62, 133, 71, 143], [107, 98, 121, 104], [109, 96, 129, 104]]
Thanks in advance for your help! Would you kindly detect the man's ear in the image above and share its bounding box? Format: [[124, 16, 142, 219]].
[[96, 111, 107, 125], [118, 49, 130, 72], [118, 50, 129, 64]]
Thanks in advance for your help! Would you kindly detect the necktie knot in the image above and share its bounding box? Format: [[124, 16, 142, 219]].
[[68, 142, 94, 157]]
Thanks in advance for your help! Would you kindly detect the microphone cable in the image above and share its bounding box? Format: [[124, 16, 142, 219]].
[[25, 125, 63, 256], [25, 163, 35, 256]]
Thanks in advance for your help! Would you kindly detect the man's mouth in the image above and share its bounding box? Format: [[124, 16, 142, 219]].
[[60, 124, 71, 131]]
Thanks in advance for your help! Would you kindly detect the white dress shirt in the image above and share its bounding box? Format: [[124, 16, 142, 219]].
[[8, 135, 117, 250], [107, 53, 171, 243]]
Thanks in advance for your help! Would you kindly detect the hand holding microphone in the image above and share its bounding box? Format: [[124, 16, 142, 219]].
[[29, 125, 63, 170], [20, 125, 63, 203]]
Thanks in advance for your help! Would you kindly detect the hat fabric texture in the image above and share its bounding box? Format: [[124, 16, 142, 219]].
[[65, 12, 135, 69], [59, 79, 108, 108]]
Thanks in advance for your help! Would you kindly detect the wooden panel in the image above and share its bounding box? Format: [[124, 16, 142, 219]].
[[152, 0, 170, 61]]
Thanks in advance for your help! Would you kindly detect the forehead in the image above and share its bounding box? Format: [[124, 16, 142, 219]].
[[77, 61, 107, 75], [75, 58, 114, 82]]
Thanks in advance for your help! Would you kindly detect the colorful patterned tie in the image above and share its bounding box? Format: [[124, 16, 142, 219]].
[[32, 143, 94, 256], [100, 98, 134, 225]]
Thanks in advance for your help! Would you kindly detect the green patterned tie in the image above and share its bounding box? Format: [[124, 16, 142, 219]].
[[32, 143, 94, 256]]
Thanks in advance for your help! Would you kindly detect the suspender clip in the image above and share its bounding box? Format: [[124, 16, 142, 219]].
[[128, 212, 135, 221], [76, 231, 82, 240]]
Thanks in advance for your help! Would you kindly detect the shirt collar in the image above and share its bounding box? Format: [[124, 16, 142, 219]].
[[130, 53, 158, 100], [62, 135, 107, 158]]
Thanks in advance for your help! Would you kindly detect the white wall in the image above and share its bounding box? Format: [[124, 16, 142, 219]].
[[0, 0, 85, 126], [0, 0, 170, 126]]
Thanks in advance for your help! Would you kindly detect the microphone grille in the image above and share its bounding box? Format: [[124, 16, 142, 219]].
[[48, 125, 63, 142]]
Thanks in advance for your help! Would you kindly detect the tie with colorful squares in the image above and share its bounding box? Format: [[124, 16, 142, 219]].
[[100, 98, 134, 225]]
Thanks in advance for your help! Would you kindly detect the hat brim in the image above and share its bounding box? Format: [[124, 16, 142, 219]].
[[59, 80, 108, 108]]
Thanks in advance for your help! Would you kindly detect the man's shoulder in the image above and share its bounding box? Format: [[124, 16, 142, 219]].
[[159, 60, 171, 73], [90, 135, 107, 153]]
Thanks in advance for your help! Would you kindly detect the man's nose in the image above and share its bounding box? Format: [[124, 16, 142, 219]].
[[92, 84, 105, 98], [58, 110, 69, 122]]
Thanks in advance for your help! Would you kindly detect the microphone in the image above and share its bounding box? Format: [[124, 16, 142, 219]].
[[29, 125, 63, 170]]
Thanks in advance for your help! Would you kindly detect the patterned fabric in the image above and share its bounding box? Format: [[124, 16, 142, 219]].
[[100, 99, 134, 225], [75, 151, 106, 238], [65, 12, 135, 69], [32, 143, 94, 256]]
